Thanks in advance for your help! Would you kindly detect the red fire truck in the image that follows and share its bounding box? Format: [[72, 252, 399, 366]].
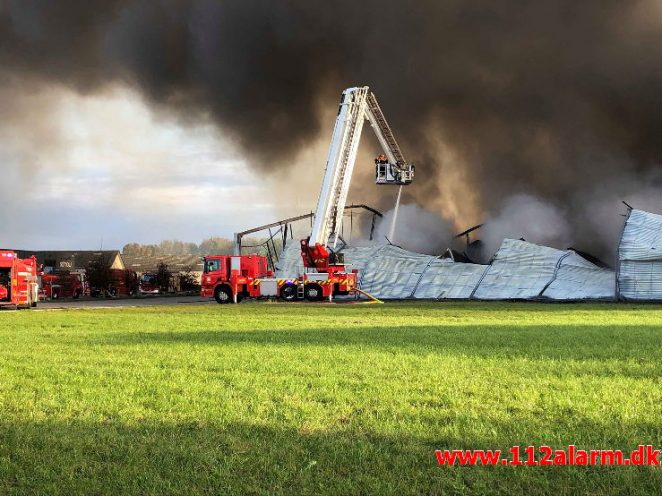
[[109, 269, 138, 297], [139, 272, 160, 294], [201, 255, 359, 304], [0, 251, 39, 309], [201, 86, 413, 304], [40, 270, 87, 299], [202, 255, 277, 303]]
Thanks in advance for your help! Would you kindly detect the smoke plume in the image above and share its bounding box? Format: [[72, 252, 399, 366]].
[[481, 194, 571, 260], [2, 1, 662, 258], [375, 204, 455, 255]]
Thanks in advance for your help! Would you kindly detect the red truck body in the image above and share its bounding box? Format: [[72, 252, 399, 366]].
[[201, 255, 272, 303], [201, 254, 356, 304], [90, 269, 138, 297], [40, 270, 87, 300], [139, 272, 160, 294], [0, 251, 39, 309], [109, 269, 137, 297], [123, 269, 140, 296]]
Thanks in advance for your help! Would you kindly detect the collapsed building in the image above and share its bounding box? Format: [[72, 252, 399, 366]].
[[274, 207, 662, 302]]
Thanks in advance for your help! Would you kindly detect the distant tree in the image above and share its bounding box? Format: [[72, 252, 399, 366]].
[[124, 240, 202, 257], [198, 237, 235, 255], [179, 266, 201, 293], [124, 270, 139, 296], [87, 254, 113, 296], [158, 240, 177, 255], [142, 245, 158, 257], [122, 237, 272, 258], [121, 243, 142, 256], [184, 242, 199, 255], [156, 262, 172, 293]]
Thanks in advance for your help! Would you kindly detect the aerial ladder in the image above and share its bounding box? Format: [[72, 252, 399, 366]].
[[299, 86, 415, 300], [204, 86, 414, 304]]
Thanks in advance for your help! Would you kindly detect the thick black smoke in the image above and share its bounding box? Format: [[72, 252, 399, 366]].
[[2, 0, 662, 259]]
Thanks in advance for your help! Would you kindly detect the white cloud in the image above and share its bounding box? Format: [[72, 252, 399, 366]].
[[1, 84, 278, 249]]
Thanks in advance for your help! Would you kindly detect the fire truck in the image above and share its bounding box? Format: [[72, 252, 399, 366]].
[[90, 269, 138, 297], [201, 255, 274, 302], [0, 251, 39, 309], [202, 86, 415, 303], [40, 269, 87, 299], [115, 269, 139, 297], [139, 272, 160, 294]]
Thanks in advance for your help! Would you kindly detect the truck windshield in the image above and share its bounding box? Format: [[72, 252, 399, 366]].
[[204, 259, 220, 273]]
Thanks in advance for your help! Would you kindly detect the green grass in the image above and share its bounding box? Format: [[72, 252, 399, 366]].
[[0, 302, 661, 495]]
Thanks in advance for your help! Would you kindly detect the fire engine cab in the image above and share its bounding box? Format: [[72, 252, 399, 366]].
[[0, 250, 39, 309], [202, 255, 273, 303], [202, 86, 414, 303]]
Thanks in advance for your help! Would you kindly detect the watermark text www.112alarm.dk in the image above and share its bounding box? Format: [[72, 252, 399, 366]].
[[435, 445, 660, 466]]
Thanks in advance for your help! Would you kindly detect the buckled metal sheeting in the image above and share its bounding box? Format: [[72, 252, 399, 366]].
[[359, 245, 435, 299], [276, 240, 616, 300], [544, 251, 614, 300], [617, 208, 662, 301], [413, 258, 487, 299], [472, 239, 614, 300], [275, 207, 662, 301]]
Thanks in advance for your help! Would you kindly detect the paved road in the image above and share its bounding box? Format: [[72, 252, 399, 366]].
[[34, 295, 213, 310]]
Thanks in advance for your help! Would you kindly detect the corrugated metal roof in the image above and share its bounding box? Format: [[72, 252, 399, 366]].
[[276, 243, 485, 299], [472, 239, 563, 300], [274, 242, 304, 278], [412, 258, 486, 299], [359, 245, 436, 299], [472, 239, 616, 300], [543, 251, 614, 300], [276, 238, 619, 301], [617, 208, 662, 300]]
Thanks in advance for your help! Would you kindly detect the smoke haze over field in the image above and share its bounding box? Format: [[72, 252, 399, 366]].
[[1, 1, 662, 256]]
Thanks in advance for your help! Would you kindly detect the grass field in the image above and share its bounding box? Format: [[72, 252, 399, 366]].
[[0, 301, 661, 495]]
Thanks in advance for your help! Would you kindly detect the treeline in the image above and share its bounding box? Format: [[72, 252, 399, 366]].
[[122, 238, 233, 257], [122, 237, 281, 257]]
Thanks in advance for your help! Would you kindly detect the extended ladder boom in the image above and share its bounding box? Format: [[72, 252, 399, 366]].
[[307, 86, 415, 254], [309, 87, 369, 248], [365, 92, 406, 166]]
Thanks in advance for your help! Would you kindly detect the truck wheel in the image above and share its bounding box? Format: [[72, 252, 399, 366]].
[[31, 301, 37, 308], [280, 284, 297, 302], [52, 291, 59, 300], [214, 286, 232, 304], [304, 284, 324, 302]]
